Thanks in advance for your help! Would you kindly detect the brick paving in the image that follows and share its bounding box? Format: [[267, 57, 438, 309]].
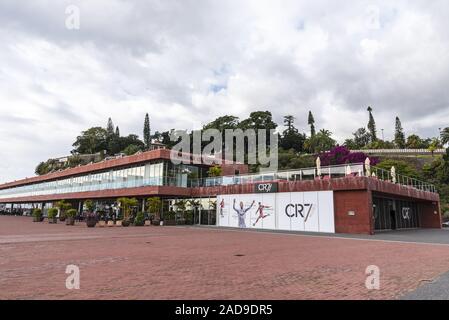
[[1, 216, 449, 300]]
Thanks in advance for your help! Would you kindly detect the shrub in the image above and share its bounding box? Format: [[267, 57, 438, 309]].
[[134, 212, 145, 226], [66, 209, 77, 218], [48, 208, 58, 219], [32, 208, 42, 218], [84, 200, 95, 212]]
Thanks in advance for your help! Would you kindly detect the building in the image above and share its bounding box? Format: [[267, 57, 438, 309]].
[[0, 149, 441, 235]]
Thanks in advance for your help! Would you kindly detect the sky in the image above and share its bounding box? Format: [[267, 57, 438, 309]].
[[0, 0, 449, 183]]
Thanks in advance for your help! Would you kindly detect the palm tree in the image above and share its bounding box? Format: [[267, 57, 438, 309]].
[[441, 127, 449, 146], [146, 197, 162, 221]]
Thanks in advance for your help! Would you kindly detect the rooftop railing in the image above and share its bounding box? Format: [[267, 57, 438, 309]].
[[191, 163, 437, 193]]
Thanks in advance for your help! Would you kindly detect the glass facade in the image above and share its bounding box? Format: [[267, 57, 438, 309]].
[[0, 161, 207, 200], [373, 196, 419, 231]]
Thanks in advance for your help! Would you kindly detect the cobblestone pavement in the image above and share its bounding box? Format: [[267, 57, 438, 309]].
[[1, 216, 449, 300]]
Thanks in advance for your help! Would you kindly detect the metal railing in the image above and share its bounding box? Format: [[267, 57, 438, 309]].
[[369, 166, 436, 193], [191, 163, 437, 193]]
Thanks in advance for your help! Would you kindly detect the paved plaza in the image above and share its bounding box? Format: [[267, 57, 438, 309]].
[[1, 216, 449, 300]]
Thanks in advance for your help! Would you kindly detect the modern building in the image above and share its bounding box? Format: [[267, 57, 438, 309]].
[[0, 149, 441, 235]]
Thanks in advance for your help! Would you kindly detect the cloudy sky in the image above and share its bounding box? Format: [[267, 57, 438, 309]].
[[0, 0, 448, 183]]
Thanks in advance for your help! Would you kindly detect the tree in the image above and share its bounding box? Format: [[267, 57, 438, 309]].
[[280, 115, 306, 152], [118, 134, 145, 153], [115, 126, 120, 137], [239, 111, 278, 148], [143, 113, 151, 150], [122, 144, 141, 156], [406, 134, 424, 149], [367, 106, 377, 142], [55, 200, 72, 220], [394, 116, 405, 148], [106, 118, 115, 136], [117, 197, 139, 221], [441, 127, 449, 146], [72, 127, 108, 154], [375, 159, 421, 179], [304, 129, 336, 153], [354, 128, 371, 148], [428, 138, 442, 157], [146, 197, 162, 221], [308, 111, 316, 137], [207, 165, 222, 177]]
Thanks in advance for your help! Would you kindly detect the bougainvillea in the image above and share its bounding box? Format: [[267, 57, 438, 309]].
[[318, 146, 379, 166]]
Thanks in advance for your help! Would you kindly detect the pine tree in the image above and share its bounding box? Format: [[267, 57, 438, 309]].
[[106, 118, 115, 136], [394, 116, 405, 148], [115, 126, 120, 137], [283, 115, 295, 133], [367, 106, 377, 142], [308, 111, 316, 137], [143, 113, 151, 150]]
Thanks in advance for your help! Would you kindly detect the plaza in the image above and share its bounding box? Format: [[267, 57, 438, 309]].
[[1, 216, 449, 300]]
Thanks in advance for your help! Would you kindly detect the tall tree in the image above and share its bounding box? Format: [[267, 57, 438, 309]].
[[72, 127, 108, 154], [106, 118, 115, 136], [304, 129, 336, 153], [308, 111, 316, 137], [394, 116, 405, 148], [441, 127, 449, 146], [143, 113, 151, 150], [367, 106, 377, 142], [284, 115, 295, 133], [115, 126, 120, 137], [280, 115, 306, 152]]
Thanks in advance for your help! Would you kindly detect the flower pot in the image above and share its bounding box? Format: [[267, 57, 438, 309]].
[[86, 217, 96, 228], [116, 220, 122, 226], [66, 217, 75, 226], [144, 220, 151, 226], [48, 217, 57, 224], [107, 221, 115, 227], [59, 216, 66, 222], [97, 221, 106, 227], [122, 220, 131, 227], [33, 216, 42, 222]]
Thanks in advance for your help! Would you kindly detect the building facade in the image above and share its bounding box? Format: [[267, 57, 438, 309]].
[[0, 149, 441, 235]]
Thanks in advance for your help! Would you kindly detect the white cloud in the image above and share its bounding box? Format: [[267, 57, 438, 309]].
[[0, 0, 448, 182]]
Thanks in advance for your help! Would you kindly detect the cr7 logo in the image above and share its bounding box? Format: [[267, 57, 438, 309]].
[[257, 183, 273, 192], [285, 204, 313, 222]]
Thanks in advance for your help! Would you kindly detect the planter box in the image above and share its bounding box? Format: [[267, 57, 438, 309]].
[[66, 217, 75, 226], [107, 221, 115, 227], [97, 221, 106, 227], [48, 217, 57, 224], [164, 220, 176, 226], [116, 220, 122, 226], [144, 220, 151, 226]]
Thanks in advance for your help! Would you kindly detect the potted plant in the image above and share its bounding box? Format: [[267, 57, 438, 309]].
[[55, 200, 72, 222], [147, 197, 162, 226], [32, 208, 43, 222], [134, 211, 145, 226], [66, 209, 77, 226], [174, 199, 187, 225], [84, 200, 97, 228], [47, 208, 58, 224], [117, 197, 139, 227]]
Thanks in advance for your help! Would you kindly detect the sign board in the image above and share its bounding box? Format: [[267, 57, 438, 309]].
[[254, 182, 278, 193], [217, 191, 335, 233]]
